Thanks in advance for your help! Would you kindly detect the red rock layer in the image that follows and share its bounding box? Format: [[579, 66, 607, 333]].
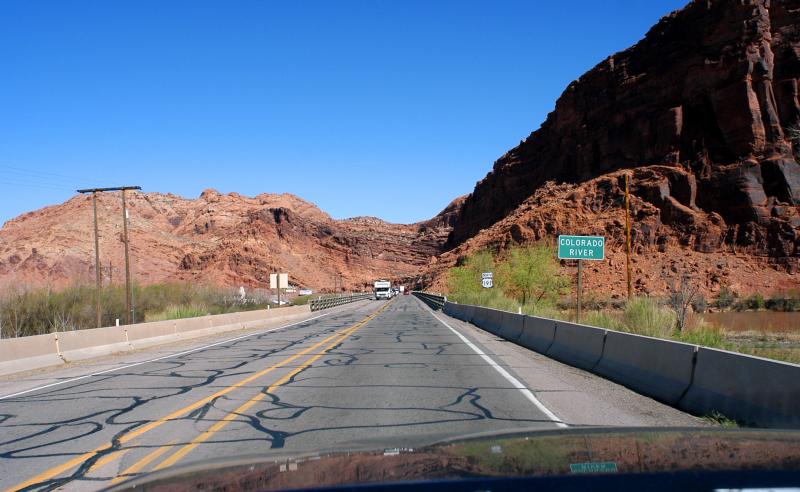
[[423, 166, 798, 298]]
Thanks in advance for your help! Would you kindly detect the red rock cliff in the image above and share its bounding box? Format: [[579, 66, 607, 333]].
[[447, 0, 800, 259]]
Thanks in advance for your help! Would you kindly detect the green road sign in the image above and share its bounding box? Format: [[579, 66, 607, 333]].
[[558, 235, 605, 260], [569, 462, 618, 474]]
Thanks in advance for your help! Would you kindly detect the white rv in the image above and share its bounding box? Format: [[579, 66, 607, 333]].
[[374, 280, 392, 300]]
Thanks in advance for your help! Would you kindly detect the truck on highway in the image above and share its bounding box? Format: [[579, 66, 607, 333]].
[[373, 280, 392, 300]]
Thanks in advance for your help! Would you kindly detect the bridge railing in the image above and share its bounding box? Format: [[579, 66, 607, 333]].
[[412, 291, 447, 310], [309, 293, 371, 312]]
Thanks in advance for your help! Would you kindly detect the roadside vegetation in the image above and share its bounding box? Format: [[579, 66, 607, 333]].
[[445, 246, 800, 365], [0, 283, 290, 338], [447, 244, 569, 319]]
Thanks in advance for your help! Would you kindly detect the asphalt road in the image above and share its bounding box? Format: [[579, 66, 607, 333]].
[[0, 296, 701, 491]]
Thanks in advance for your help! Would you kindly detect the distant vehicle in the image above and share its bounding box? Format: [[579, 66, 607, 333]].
[[374, 280, 392, 300]]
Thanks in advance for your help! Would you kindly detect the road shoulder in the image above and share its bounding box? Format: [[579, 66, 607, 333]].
[[418, 301, 707, 427]]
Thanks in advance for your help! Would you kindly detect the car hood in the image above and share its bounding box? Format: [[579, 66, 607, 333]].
[[106, 427, 800, 491]]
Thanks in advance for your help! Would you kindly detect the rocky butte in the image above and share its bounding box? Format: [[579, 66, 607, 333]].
[[424, 0, 799, 297], [0, 190, 464, 291]]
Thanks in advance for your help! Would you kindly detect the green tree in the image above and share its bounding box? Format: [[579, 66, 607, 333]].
[[498, 244, 569, 307], [447, 250, 497, 304]]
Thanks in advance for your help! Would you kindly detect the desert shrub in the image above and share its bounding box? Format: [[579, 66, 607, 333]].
[[621, 297, 676, 337], [522, 302, 566, 320], [735, 293, 766, 311], [714, 287, 737, 309], [146, 304, 209, 322], [673, 319, 728, 349], [583, 311, 624, 330], [765, 293, 800, 312], [691, 294, 707, 313], [0, 282, 272, 338], [291, 295, 312, 306]]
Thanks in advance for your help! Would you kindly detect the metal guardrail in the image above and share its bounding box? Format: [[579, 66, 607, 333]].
[[309, 293, 372, 312], [412, 291, 447, 310]]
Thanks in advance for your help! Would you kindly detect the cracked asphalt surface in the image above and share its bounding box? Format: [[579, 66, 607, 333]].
[[0, 296, 701, 491]]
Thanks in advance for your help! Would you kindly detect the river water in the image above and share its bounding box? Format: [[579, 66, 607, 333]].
[[701, 311, 800, 333]]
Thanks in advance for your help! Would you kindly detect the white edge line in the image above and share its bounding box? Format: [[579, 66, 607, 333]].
[[424, 304, 567, 428], [0, 312, 332, 401]]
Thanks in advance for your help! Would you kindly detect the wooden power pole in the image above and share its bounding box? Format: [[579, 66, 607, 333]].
[[121, 188, 132, 325], [625, 173, 633, 300], [77, 186, 141, 326], [90, 192, 102, 328]]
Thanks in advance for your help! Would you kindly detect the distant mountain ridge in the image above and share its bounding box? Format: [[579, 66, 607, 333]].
[[0, 189, 464, 290]]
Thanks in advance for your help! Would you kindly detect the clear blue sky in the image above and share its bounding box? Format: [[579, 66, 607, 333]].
[[0, 0, 686, 226]]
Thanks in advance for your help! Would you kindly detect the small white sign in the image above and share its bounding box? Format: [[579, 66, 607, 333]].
[[270, 273, 290, 289], [482, 278, 493, 289], [482, 272, 493, 279]]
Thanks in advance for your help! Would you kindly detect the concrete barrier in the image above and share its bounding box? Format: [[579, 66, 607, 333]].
[[518, 316, 556, 354], [482, 308, 505, 335], [58, 326, 130, 362], [594, 331, 696, 405], [546, 321, 606, 371], [0, 305, 314, 377], [472, 307, 490, 331], [444, 303, 465, 321], [462, 305, 476, 323], [678, 347, 800, 427], [0, 333, 63, 375], [498, 312, 524, 341]]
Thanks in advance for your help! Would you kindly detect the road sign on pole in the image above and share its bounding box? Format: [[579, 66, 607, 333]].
[[482, 272, 493, 289], [558, 235, 605, 260], [558, 236, 605, 323]]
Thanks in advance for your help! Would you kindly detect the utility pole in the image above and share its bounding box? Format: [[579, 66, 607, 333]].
[[576, 260, 583, 322], [77, 190, 103, 328], [122, 189, 132, 325], [625, 173, 633, 300], [77, 186, 141, 326]]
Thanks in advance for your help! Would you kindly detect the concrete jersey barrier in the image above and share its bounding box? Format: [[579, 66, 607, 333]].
[[546, 321, 606, 371], [518, 316, 557, 354], [0, 333, 64, 376], [679, 347, 800, 427], [498, 312, 524, 341], [0, 305, 313, 377], [594, 330, 696, 405]]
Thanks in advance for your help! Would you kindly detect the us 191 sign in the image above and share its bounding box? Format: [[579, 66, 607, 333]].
[[481, 272, 493, 289]]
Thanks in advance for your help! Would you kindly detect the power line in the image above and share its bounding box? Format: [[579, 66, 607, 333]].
[[0, 165, 94, 185], [0, 180, 74, 192]]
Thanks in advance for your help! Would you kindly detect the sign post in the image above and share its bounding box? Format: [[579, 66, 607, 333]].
[[270, 273, 290, 306], [481, 272, 493, 289], [558, 235, 605, 322]]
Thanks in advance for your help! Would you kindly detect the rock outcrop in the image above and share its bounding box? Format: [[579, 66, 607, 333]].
[[0, 191, 462, 291], [422, 166, 799, 297], [447, 0, 800, 262]]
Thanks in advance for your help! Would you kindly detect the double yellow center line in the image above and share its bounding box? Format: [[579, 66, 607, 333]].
[[8, 301, 390, 491]]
